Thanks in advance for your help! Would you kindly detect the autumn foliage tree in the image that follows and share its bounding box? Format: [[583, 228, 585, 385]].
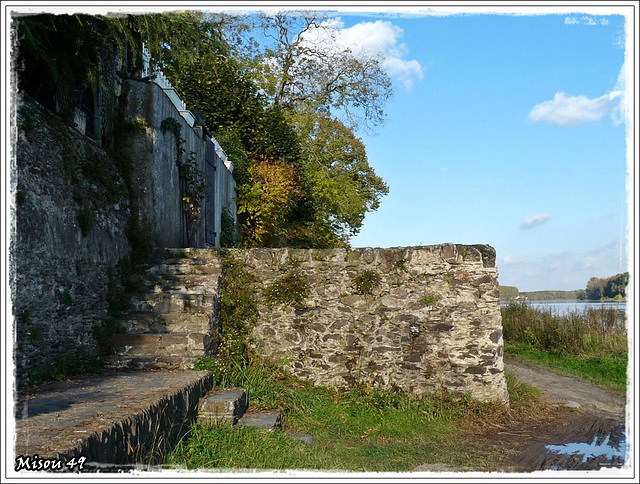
[[15, 10, 391, 248]]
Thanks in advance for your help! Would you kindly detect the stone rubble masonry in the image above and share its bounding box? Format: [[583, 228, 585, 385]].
[[12, 96, 131, 383], [230, 245, 508, 404]]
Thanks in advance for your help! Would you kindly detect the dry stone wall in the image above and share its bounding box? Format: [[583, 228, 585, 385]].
[[231, 245, 508, 404]]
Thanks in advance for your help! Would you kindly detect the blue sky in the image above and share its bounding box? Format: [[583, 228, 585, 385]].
[[313, 5, 633, 292], [3, 3, 634, 293]]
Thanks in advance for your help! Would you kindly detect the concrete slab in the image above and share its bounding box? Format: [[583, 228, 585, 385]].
[[13, 369, 212, 468]]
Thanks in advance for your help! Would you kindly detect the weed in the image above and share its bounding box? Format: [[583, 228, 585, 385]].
[[132, 118, 148, 133], [394, 251, 407, 271], [195, 252, 258, 385], [502, 302, 628, 394], [21, 108, 35, 136], [351, 270, 381, 296], [16, 188, 27, 205], [220, 207, 239, 248], [263, 269, 309, 308], [169, 355, 535, 473], [59, 289, 73, 306], [28, 324, 44, 343], [420, 294, 438, 305]]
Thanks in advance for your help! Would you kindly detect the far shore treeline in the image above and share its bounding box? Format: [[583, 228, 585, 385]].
[[499, 272, 629, 301]]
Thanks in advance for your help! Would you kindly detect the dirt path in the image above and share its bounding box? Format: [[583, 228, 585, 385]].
[[495, 357, 629, 472], [504, 357, 626, 419]]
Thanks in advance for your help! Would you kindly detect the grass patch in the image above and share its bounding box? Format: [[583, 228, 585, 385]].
[[167, 357, 545, 473]]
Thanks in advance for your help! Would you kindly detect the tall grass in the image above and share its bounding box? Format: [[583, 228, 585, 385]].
[[167, 355, 544, 473], [501, 302, 628, 394]]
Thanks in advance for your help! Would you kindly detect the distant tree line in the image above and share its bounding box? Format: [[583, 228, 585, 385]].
[[499, 272, 629, 302], [579, 272, 629, 301]]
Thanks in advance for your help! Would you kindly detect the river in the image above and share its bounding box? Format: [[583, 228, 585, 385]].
[[501, 299, 627, 317]]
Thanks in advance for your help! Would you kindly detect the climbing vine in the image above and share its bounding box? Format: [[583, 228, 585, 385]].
[[161, 117, 206, 246]]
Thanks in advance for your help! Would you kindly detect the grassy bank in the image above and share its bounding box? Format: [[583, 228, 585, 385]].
[[501, 302, 628, 396], [164, 358, 548, 473]]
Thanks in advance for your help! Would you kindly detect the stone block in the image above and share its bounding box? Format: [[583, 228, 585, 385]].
[[197, 388, 248, 426], [239, 410, 282, 431]]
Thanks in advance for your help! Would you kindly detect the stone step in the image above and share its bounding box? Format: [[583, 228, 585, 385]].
[[104, 354, 200, 371], [161, 248, 222, 260], [139, 259, 223, 277], [197, 388, 248, 426], [129, 292, 215, 313], [238, 410, 282, 431], [132, 273, 221, 295], [111, 332, 210, 358], [118, 311, 213, 334]]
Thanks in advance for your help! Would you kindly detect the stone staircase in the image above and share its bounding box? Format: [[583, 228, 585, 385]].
[[198, 388, 283, 431], [106, 248, 223, 371]]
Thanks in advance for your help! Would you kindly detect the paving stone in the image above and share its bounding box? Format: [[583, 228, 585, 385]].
[[239, 410, 282, 430]]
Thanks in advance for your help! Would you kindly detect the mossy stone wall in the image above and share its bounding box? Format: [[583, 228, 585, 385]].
[[230, 245, 508, 404]]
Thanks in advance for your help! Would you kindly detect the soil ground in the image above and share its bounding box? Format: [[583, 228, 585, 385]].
[[467, 357, 631, 474]]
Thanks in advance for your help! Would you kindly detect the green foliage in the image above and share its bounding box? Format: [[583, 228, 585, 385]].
[[420, 294, 437, 306], [132, 118, 148, 133], [291, 108, 389, 244], [351, 270, 381, 296], [237, 156, 301, 247], [220, 207, 239, 248], [263, 266, 309, 308], [21, 107, 35, 135], [394, 251, 407, 271], [195, 252, 258, 385], [59, 289, 73, 307], [498, 285, 519, 301], [519, 289, 586, 301]]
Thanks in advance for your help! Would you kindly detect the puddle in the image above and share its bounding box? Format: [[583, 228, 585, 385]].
[[545, 428, 627, 469]]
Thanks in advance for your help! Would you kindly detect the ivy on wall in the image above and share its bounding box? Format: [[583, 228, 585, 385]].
[[161, 117, 206, 246]]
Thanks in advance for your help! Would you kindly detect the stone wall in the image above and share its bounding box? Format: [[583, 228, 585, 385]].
[[230, 244, 508, 404], [11, 96, 132, 383], [120, 80, 205, 248]]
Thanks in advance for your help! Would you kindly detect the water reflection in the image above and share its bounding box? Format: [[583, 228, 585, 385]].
[[543, 424, 627, 470], [546, 433, 626, 464]]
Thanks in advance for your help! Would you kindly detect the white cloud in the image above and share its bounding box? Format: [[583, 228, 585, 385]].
[[317, 18, 425, 91], [519, 214, 550, 229], [528, 91, 623, 126], [581, 256, 597, 269], [501, 255, 517, 265]]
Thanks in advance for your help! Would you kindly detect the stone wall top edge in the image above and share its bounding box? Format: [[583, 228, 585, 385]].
[[220, 244, 496, 267]]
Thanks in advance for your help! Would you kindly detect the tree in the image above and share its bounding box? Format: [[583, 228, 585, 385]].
[[237, 155, 302, 246], [290, 106, 388, 244], [246, 12, 392, 132], [584, 273, 629, 300]]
